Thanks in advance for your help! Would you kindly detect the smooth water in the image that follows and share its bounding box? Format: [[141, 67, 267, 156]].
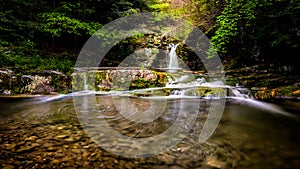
[[0, 95, 299, 168]]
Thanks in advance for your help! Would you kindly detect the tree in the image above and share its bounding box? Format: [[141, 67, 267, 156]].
[[0, 0, 158, 73]]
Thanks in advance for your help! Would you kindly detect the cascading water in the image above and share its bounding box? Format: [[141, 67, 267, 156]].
[[41, 70, 289, 116], [168, 43, 180, 69], [39, 42, 290, 117], [83, 72, 88, 91], [11, 41, 298, 167], [161, 73, 290, 116]]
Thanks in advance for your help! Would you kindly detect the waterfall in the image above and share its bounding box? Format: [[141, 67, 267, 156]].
[[168, 43, 180, 69], [83, 73, 88, 91]]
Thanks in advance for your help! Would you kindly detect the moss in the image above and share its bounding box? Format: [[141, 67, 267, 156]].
[[131, 88, 169, 97], [276, 85, 300, 97], [155, 71, 169, 86]]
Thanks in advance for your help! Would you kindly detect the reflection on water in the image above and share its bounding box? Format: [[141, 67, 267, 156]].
[[0, 96, 300, 168]]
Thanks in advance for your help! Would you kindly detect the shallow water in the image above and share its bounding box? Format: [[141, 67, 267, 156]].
[[0, 96, 299, 168]]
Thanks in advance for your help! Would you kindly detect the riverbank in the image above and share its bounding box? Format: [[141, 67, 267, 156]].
[[225, 65, 300, 100]]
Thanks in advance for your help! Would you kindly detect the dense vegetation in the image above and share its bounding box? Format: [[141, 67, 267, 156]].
[[0, 0, 299, 74]]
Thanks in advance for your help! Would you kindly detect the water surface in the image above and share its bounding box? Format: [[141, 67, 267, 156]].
[[0, 96, 299, 168]]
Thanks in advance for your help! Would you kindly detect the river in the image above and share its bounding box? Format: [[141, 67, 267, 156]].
[[0, 95, 299, 168]]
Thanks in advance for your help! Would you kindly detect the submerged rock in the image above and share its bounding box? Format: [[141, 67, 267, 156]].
[[204, 156, 226, 168]]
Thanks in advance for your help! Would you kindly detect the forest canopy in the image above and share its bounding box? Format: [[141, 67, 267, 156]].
[[0, 0, 299, 73]]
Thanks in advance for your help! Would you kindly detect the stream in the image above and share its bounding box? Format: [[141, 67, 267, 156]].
[[1, 44, 300, 168], [0, 94, 299, 168]]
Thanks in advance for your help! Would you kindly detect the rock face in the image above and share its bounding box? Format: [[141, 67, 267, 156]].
[[72, 69, 169, 91], [2, 66, 299, 100], [0, 69, 70, 94], [0, 68, 18, 95], [0, 68, 169, 94]]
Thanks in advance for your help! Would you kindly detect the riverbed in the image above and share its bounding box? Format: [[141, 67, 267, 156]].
[[0, 95, 299, 168]]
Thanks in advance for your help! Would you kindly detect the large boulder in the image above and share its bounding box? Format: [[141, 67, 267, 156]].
[[0, 68, 18, 94], [20, 75, 54, 94], [0, 69, 70, 94], [72, 70, 169, 91]]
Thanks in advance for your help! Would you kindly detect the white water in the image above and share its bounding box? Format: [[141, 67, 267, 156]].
[[40, 70, 291, 117], [168, 43, 180, 69], [228, 97, 293, 117], [37, 41, 291, 117], [83, 73, 88, 91]]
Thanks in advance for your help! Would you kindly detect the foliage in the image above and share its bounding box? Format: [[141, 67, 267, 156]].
[[0, 40, 75, 74], [0, 0, 299, 74], [37, 12, 102, 37], [0, 0, 158, 74], [156, 0, 299, 71]]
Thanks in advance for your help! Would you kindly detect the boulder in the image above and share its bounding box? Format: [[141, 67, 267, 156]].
[[0, 68, 18, 94]]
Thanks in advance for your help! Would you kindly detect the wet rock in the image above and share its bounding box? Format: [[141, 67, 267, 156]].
[[82, 145, 90, 149], [0, 69, 18, 94], [42, 143, 54, 148], [293, 90, 300, 95], [1, 164, 15, 169], [51, 159, 60, 164], [47, 70, 70, 93], [82, 151, 90, 158], [33, 84, 55, 94], [55, 135, 68, 139], [16, 146, 36, 153], [71, 149, 82, 154], [47, 146, 58, 152], [20, 75, 34, 93], [24, 136, 38, 141], [204, 156, 226, 169], [158, 154, 175, 165], [169, 166, 184, 169], [74, 69, 169, 91], [22, 75, 56, 94], [64, 138, 74, 142], [31, 143, 40, 148], [57, 126, 64, 130], [2, 89, 11, 95], [0, 69, 70, 94]]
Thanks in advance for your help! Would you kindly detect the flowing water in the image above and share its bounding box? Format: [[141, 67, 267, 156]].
[[1, 47, 300, 168], [0, 90, 300, 168], [168, 43, 180, 69]]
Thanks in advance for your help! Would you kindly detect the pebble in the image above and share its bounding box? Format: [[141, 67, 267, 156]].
[[43, 143, 54, 148], [4, 143, 16, 150], [64, 138, 74, 142], [47, 147, 58, 151], [51, 159, 60, 163], [55, 135, 68, 139], [169, 166, 184, 169], [16, 146, 35, 153], [204, 156, 226, 169], [82, 145, 90, 149], [1, 164, 15, 169], [57, 126, 64, 130], [71, 149, 81, 154], [158, 154, 175, 164], [25, 136, 38, 141], [82, 151, 89, 158], [2, 99, 298, 169], [31, 143, 40, 147]]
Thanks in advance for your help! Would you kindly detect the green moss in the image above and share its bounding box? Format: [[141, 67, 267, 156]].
[[276, 85, 300, 97], [132, 88, 169, 97]]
